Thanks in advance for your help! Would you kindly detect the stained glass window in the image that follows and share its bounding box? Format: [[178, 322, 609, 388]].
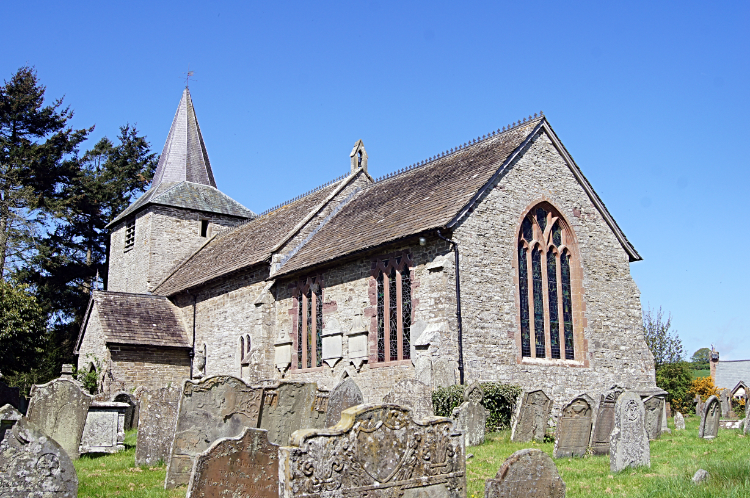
[[561, 251, 574, 360], [522, 217, 533, 242], [536, 207, 547, 233], [389, 267, 398, 361], [532, 248, 545, 357], [401, 268, 411, 360], [552, 221, 562, 247], [547, 249, 560, 359], [297, 294, 303, 369], [377, 272, 385, 362], [375, 255, 412, 363], [518, 243, 531, 357], [315, 285, 323, 367], [306, 288, 313, 368]]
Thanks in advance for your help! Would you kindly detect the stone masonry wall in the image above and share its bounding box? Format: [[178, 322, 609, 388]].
[[76, 306, 111, 377], [106, 346, 190, 393]]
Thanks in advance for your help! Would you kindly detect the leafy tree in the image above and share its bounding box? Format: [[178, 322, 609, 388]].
[[0, 280, 47, 378], [643, 306, 684, 368], [655, 361, 692, 414], [690, 347, 711, 370]]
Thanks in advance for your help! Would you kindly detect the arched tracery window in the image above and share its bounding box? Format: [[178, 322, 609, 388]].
[[517, 204, 576, 360], [293, 277, 323, 369], [375, 254, 412, 363]]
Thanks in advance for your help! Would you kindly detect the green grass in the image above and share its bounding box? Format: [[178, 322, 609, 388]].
[[692, 369, 711, 379]]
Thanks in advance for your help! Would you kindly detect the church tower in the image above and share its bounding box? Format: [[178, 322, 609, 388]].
[[106, 88, 254, 294]]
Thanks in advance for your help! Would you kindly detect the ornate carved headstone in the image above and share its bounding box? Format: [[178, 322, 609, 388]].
[[80, 401, 128, 454], [26, 374, 93, 459], [511, 390, 552, 443], [553, 395, 593, 458], [609, 391, 650, 472], [485, 448, 565, 498], [642, 395, 664, 440], [112, 392, 138, 430], [451, 382, 488, 447], [674, 412, 685, 430], [591, 386, 623, 455], [699, 395, 720, 439], [259, 381, 328, 446], [165, 376, 264, 488], [0, 404, 22, 442], [186, 428, 279, 498], [383, 379, 435, 420], [279, 404, 465, 498], [324, 378, 364, 428], [0, 419, 78, 497], [135, 386, 181, 466]]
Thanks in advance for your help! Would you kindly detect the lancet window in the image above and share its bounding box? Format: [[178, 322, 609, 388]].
[[517, 204, 576, 360], [293, 277, 324, 369], [375, 254, 412, 363]]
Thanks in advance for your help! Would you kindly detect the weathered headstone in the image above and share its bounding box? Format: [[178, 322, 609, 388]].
[[165, 376, 264, 488], [485, 448, 565, 498], [279, 404, 465, 498], [25, 369, 93, 459], [591, 386, 623, 455], [642, 395, 664, 440], [0, 371, 24, 414], [451, 381, 488, 447], [609, 391, 650, 472], [553, 394, 593, 458], [0, 418, 78, 497], [719, 390, 730, 418], [674, 412, 685, 430], [665, 402, 671, 418], [135, 385, 181, 466], [324, 377, 364, 428], [383, 379, 435, 420], [511, 390, 552, 443], [259, 381, 328, 446], [186, 428, 279, 498], [80, 401, 128, 454], [112, 392, 138, 430], [694, 395, 703, 417], [699, 395, 720, 439], [0, 404, 22, 442]]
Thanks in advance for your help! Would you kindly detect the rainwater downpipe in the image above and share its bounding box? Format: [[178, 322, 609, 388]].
[[187, 290, 197, 379], [436, 230, 465, 385]]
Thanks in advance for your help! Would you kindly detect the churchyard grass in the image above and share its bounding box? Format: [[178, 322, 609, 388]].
[[467, 415, 749, 497], [692, 369, 711, 379]]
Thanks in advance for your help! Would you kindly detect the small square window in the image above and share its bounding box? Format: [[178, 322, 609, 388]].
[[200, 220, 209, 237], [124, 219, 135, 251]]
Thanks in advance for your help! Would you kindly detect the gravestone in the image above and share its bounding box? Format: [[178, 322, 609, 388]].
[[674, 412, 685, 430], [0, 371, 24, 414], [259, 381, 328, 446], [279, 404, 465, 498], [694, 395, 703, 416], [0, 418, 78, 497], [609, 391, 650, 472], [642, 395, 664, 440], [165, 376, 264, 488], [0, 404, 22, 442], [25, 369, 93, 459], [186, 428, 279, 498], [698, 395, 720, 439], [135, 385, 181, 466], [553, 395, 593, 458], [383, 379, 435, 420], [485, 448, 565, 498], [665, 402, 671, 418], [591, 386, 623, 455], [511, 390, 552, 443], [112, 392, 138, 430], [324, 377, 364, 428], [719, 390, 730, 418], [451, 381, 488, 447], [80, 401, 128, 454]]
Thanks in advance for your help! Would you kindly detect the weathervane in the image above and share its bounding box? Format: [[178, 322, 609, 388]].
[[185, 66, 195, 88]]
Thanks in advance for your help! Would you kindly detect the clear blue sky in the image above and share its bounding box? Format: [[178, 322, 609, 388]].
[[4, 2, 749, 360]]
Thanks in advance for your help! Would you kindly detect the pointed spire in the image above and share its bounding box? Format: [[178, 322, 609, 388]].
[[151, 88, 217, 189]]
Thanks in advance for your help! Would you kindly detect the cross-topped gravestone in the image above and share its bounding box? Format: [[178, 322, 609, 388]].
[[553, 394, 593, 458], [511, 390, 552, 443], [699, 395, 720, 439], [485, 448, 565, 498], [591, 386, 623, 455], [609, 391, 650, 472], [452, 381, 488, 446]]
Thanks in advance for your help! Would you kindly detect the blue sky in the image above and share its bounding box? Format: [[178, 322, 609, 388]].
[[4, 1, 749, 360]]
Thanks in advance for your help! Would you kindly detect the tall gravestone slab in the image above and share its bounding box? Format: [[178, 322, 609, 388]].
[[719, 390, 730, 418], [451, 382, 488, 447], [383, 379, 435, 420], [642, 396, 664, 440], [609, 391, 650, 472], [186, 428, 279, 498], [510, 390, 552, 443], [485, 448, 565, 498], [259, 381, 328, 446], [553, 395, 593, 458], [324, 378, 364, 428], [279, 404, 466, 498], [135, 386, 181, 466], [674, 412, 685, 430], [165, 376, 264, 489], [0, 419, 78, 497], [699, 395, 720, 439], [26, 375, 93, 460], [694, 395, 703, 417], [591, 386, 623, 455], [80, 401, 128, 454]]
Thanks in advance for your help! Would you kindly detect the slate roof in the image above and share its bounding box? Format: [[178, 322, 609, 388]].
[[75, 291, 190, 352], [715, 360, 750, 391]]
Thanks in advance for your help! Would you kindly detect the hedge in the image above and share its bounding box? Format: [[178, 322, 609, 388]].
[[432, 382, 522, 431]]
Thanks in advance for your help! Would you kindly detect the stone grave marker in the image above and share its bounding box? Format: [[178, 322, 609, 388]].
[[694, 395, 703, 417], [591, 386, 623, 455], [279, 404, 466, 498], [324, 377, 364, 428], [553, 394, 593, 458], [610, 391, 650, 472], [642, 395, 664, 440], [135, 385, 181, 466], [674, 412, 685, 430], [80, 401, 128, 454], [485, 448, 565, 498], [112, 391, 138, 430], [259, 381, 328, 446], [383, 378, 435, 420], [25, 366, 93, 459], [0, 404, 22, 442], [511, 389, 552, 443], [699, 395, 720, 439], [0, 418, 78, 497], [165, 376, 264, 489], [719, 390, 730, 418], [451, 381, 488, 447], [665, 402, 671, 418], [0, 371, 24, 414], [186, 428, 279, 498]]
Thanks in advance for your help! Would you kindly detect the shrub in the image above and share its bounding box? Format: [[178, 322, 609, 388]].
[[655, 361, 692, 413], [432, 382, 522, 431], [731, 396, 745, 418], [687, 375, 719, 405], [74, 356, 102, 395]]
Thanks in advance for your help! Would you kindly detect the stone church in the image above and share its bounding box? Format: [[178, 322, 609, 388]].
[[75, 88, 656, 407]]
